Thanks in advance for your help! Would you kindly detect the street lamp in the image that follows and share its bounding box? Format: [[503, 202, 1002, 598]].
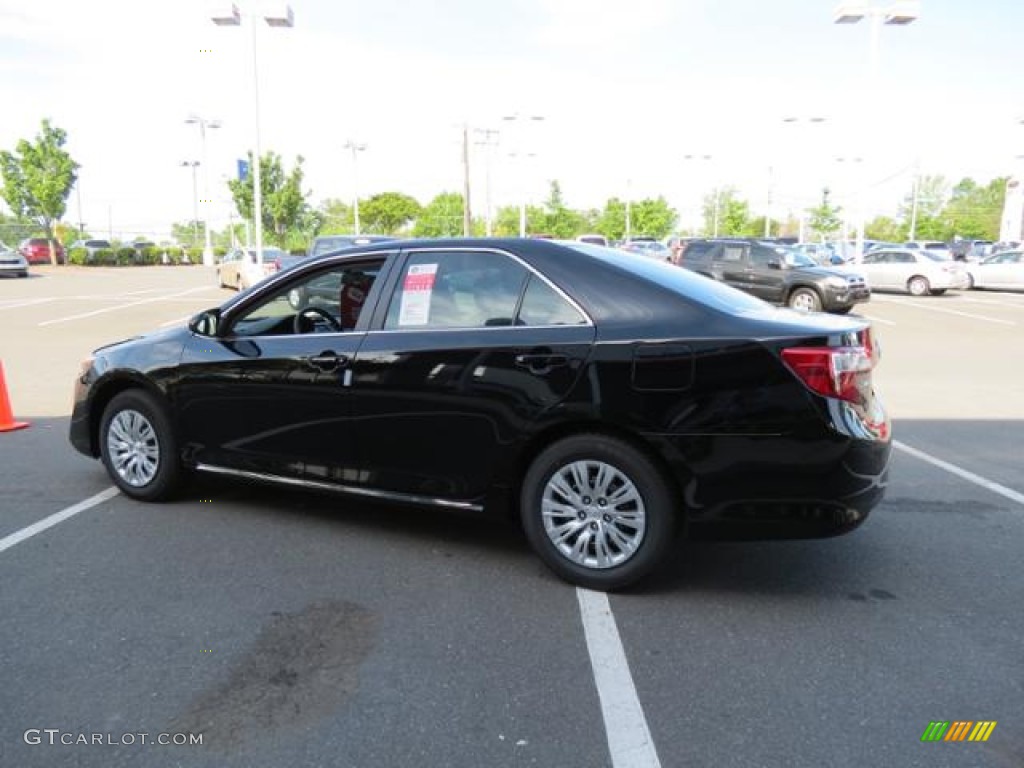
[[682, 154, 715, 236], [180, 161, 201, 247], [343, 139, 367, 235], [185, 114, 221, 266], [834, 1, 919, 259], [502, 113, 545, 237], [212, 3, 294, 264], [774, 116, 828, 239]]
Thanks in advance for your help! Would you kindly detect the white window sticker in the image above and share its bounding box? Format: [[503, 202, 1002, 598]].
[[398, 263, 438, 326]]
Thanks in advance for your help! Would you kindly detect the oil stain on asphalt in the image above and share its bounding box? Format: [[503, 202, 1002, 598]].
[[173, 600, 378, 749]]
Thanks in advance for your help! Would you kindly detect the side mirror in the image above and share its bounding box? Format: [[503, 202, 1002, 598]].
[[189, 308, 221, 337]]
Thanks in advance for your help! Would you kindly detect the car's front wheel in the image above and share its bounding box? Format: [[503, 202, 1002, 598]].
[[521, 434, 676, 590], [99, 390, 182, 501], [788, 287, 822, 312]]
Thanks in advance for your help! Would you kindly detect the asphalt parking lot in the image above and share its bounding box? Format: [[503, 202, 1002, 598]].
[[1, 265, 1022, 768]]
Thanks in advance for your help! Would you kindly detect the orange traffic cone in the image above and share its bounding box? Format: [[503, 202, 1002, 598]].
[[0, 361, 29, 432]]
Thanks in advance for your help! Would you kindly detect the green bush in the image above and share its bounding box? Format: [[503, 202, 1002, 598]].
[[116, 247, 136, 266], [139, 246, 160, 265], [68, 247, 88, 265], [184, 246, 203, 264], [93, 248, 116, 266]]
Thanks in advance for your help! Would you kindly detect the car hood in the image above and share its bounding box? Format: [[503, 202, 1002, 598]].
[[787, 264, 857, 280]]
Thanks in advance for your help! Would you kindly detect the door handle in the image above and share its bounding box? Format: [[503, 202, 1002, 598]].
[[304, 352, 349, 371], [515, 353, 568, 371]]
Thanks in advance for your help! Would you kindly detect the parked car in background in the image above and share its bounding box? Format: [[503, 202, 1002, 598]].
[[308, 235, 396, 259], [858, 248, 969, 295], [904, 240, 953, 261], [70, 239, 113, 261], [69, 237, 890, 590], [621, 239, 672, 261], [0, 240, 29, 277], [964, 250, 1024, 291], [18, 237, 65, 265], [217, 247, 288, 290], [679, 238, 870, 313], [575, 234, 608, 247]]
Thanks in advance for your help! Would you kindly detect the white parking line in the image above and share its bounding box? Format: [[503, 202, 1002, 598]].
[[894, 441, 1024, 507], [957, 296, 1024, 309], [858, 313, 897, 326], [0, 487, 119, 554], [38, 286, 213, 326], [577, 588, 661, 768], [0, 298, 56, 311], [870, 297, 1015, 326]]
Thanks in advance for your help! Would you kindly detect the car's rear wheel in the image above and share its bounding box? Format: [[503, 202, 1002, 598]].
[[907, 276, 930, 296], [520, 434, 676, 591], [965, 273, 975, 289], [788, 287, 822, 312], [99, 390, 181, 501]]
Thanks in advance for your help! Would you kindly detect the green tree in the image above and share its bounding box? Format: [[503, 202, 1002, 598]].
[[900, 174, 947, 240], [540, 180, 584, 238], [595, 198, 628, 241], [806, 187, 842, 240], [171, 220, 203, 246], [701, 187, 749, 236], [413, 192, 465, 237], [629, 196, 677, 238], [941, 177, 1004, 240], [493, 203, 545, 236], [0, 211, 35, 246], [864, 215, 904, 242], [358, 192, 421, 235], [227, 151, 310, 247], [317, 198, 354, 235], [0, 119, 78, 264]]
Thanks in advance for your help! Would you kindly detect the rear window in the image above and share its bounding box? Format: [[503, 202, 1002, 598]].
[[567, 243, 768, 313]]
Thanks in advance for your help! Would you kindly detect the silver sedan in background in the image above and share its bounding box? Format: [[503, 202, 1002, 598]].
[[965, 250, 1024, 291], [857, 248, 969, 296], [0, 241, 29, 278]]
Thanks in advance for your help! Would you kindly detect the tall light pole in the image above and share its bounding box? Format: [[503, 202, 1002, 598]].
[[682, 154, 714, 235], [343, 139, 367, 235], [834, 1, 919, 260], [474, 128, 500, 236], [212, 3, 294, 264], [185, 114, 221, 265], [502, 113, 545, 237], [776, 116, 827, 240], [180, 161, 201, 247]]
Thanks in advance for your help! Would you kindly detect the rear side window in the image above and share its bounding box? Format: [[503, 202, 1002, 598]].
[[517, 276, 587, 326]]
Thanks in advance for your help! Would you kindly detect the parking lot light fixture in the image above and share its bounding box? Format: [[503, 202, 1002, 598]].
[[343, 140, 367, 235], [834, 2, 918, 260], [502, 114, 545, 237], [185, 114, 221, 266], [211, 3, 294, 264]]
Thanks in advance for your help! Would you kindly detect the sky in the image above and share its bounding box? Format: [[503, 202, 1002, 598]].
[[1, 0, 1022, 240]]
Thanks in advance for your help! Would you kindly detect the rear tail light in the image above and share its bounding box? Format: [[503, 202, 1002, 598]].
[[782, 329, 877, 404]]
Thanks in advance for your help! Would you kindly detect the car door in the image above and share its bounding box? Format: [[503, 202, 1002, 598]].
[[861, 251, 896, 290], [174, 255, 393, 481], [715, 243, 751, 292], [744, 244, 785, 302], [347, 247, 595, 504]]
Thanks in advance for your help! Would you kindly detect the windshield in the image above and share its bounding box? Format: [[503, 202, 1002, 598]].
[[922, 250, 951, 262], [780, 248, 818, 268]]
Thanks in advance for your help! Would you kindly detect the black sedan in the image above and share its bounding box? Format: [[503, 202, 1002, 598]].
[[69, 238, 891, 590]]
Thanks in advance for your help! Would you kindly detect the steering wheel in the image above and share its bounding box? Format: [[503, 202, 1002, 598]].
[[293, 306, 342, 334]]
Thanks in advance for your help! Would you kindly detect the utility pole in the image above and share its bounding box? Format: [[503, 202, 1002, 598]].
[[908, 160, 920, 240], [474, 128, 499, 236], [462, 123, 472, 236]]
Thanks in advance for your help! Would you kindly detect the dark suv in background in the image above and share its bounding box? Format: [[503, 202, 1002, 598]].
[[679, 239, 870, 313]]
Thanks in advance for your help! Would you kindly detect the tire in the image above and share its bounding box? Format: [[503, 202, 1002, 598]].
[[520, 434, 677, 591], [907, 276, 930, 296], [965, 273, 975, 290], [929, 289, 947, 296], [788, 287, 822, 312], [99, 390, 181, 502]]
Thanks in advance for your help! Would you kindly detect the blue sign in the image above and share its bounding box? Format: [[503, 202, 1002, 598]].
[[237, 159, 250, 181]]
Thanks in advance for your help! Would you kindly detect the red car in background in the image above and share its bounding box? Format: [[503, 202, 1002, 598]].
[[18, 238, 66, 265]]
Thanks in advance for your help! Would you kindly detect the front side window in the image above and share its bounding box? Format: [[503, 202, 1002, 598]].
[[384, 251, 528, 329], [229, 260, 383, 337]]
